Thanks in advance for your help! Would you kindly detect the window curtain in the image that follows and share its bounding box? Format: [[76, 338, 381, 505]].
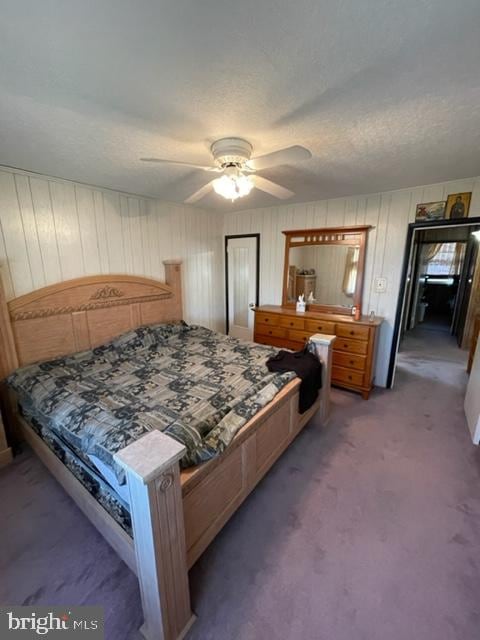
[[342, 247, 359, 297], [424, 242, 466, 276], [452, 243, 465, 275], [422, 243, 443, 264]]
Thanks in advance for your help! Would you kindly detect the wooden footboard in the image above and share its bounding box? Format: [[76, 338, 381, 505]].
[[181, 378, 319, 568], [115, 333, 335, 640]]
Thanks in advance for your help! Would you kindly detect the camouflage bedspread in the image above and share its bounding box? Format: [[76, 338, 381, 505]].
[[8, 322, 295, 481]]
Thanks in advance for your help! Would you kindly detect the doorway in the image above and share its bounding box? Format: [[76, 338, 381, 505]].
[[225, 234, 260, 340], [388, 217, 480, 387]]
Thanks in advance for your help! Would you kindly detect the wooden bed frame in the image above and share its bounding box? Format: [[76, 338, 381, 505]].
[[0, 261, 335, 640]]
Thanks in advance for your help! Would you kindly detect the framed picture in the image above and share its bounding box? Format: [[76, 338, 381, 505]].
[[445, 192, 471, 219], [415, 201, 446, 221]]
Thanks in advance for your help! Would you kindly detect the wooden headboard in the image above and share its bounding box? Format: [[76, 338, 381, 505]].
[[0, 260, 182, 378]]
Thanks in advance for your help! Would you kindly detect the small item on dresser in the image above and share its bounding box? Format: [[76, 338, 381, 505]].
[[369, 310, 376, 322], [266, 347, 322, 413], [296, 294, 306, 313], [307, 291, 315, 305]]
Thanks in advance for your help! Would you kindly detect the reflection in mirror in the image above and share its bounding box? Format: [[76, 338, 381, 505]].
[[287, 245, 360, 307]]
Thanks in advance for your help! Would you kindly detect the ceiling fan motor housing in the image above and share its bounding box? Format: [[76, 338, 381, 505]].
[[211, 137, 253, 168]]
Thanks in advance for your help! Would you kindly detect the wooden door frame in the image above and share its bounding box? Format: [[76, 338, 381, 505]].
[[453, 236, 479, 344], [387, 216, 480, 388], [225, 234, 260, 335]]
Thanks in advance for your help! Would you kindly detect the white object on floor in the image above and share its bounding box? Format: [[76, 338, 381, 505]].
[[417, 302, 428, 323], [465, 340, 480, 445]]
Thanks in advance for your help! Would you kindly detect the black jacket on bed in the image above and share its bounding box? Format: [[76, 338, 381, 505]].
[[266, 348, 322, 414]]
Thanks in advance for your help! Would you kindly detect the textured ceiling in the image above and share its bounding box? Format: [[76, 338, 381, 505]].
[[1, 0, 480, 211]]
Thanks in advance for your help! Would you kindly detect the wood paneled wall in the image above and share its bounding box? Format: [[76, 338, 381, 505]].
[[224, 176, 480, 387], [2, 164, 480, 388], [0, 167, 224, 332]]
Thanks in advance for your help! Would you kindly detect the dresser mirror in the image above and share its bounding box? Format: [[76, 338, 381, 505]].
[[282, 226, 371, 317]]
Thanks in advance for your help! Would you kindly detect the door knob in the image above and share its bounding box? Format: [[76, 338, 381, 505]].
[[249, 303, 255, 309]]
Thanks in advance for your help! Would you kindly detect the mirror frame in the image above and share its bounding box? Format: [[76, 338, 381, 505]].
[[282, 225, 372, 317]]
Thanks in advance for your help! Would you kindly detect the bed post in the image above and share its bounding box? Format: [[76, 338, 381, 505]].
[[115, 431, 195, 640], [309, 333, 336, 424], [163, 260, 183, 321]]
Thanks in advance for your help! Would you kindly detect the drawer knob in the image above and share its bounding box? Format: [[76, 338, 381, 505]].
[[344, 344, 348, 348], [350, 360, 354, 365], [265, 318, 269, 322], [290, 322, 294, 326], [268, 330, 272, 335], [348, 375, 352, 380], [350, 330, 355, 336]]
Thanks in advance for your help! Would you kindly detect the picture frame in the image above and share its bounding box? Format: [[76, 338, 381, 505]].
[[445, 192, 471, 219], [415, 201, 446, 221]]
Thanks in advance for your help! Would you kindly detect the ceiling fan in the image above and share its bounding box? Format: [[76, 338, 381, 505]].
[[141, 138, 312, 204]]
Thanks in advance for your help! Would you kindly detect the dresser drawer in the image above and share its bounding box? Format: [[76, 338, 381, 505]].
[[336, 324, 370, 341], [255, 334, 282, 348], [255, 312, 279, 327], [334, 337, 368, 355], [256, 325, 287, 339], [255, 334, 301, 351], [332, 366, 364, 387], [288, 329, 312, 344], [279, 316, 305, 330], [304, 319, 336, 335], [333, 351, 367, 371]]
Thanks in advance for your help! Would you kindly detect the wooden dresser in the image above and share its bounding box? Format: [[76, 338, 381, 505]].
[[254, 305, 382, 399]]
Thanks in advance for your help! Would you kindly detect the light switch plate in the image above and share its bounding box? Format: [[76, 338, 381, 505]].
[[374, 277, 387, 293]]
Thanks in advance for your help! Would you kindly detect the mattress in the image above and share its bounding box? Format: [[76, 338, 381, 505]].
[[9, 322, 295, 491]]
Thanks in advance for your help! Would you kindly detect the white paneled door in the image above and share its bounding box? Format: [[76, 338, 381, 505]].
[[226, 236, 259, 340]]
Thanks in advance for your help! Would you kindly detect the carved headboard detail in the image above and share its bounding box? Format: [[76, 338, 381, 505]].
[[0, 260, 183, 376], [10, 281, 173, 321]]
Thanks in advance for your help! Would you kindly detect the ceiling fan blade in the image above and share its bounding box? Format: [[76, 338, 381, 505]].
[[140, 158, 217, 171], [184, 180, 215, 204], [253, 176, 294, 199], [247, 145, 311, 171]]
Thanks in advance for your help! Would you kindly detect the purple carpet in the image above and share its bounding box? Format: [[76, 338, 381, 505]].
[[2, 327, 480, 639]]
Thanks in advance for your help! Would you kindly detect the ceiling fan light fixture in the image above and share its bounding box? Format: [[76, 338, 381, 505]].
[[212, 173, 253, 202], [142, 137, 309, 204], [236, 174, 254, 197]]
